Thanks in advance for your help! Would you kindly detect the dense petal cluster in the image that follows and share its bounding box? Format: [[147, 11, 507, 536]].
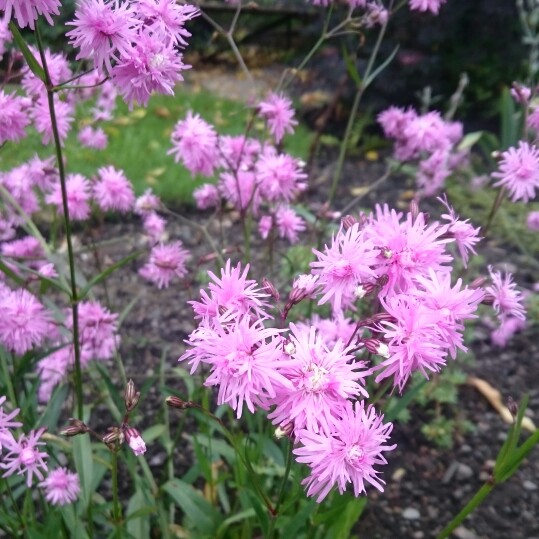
[[492, 141, 539, 203], [0, 90, 30, 145], [294, 401, 396, 502], [0, 0, 60, 28], [139, 241, 189, 288], [39, 468, 80, 506], [93, 165, 135, 212], [257, 92, 298, 143]]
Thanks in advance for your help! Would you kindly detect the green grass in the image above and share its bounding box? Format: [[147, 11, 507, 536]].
[[0, 86, 313, 205]]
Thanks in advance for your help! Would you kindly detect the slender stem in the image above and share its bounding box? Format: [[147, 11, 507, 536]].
[[436, 482, 494, 539], [35, 25, 84, 419], [482, 187, 506, 238], [329, 3, 393, 203], [111, 449, 122, 538], [0, 350, 17, 408], [267, 440, 294, 539]]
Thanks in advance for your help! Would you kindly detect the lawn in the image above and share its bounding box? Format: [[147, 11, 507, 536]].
[[0, 84, 313, 205]]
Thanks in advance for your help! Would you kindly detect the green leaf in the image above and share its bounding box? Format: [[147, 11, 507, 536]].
[[9, 22, 46, 82], [342, 46, 361, 87], [216, 508, 256, 538], [326, 496, 367, 539], [280, 499, 317, 537], [364, 45, 399, 88], [457, 131, 484, 151], [72, 433, 94, 512], [127, 489, 154, 539], [60, 504, 91, 539], [37, 383, 69, 430], [162, 479, 222, 535], [79, 250, 142, 300], [142, 424, 166, 443], [385, 378, 428, 422]]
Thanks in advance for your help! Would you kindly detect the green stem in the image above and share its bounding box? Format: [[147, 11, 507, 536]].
[[482, 187, 506, 238], [111, 449, 122, 538], [35, 25, 83, 419], [436, 482, 494, 539], [0, 349, 17, 408], [329, 2, 393, 203], [267, 439, 294, 539]]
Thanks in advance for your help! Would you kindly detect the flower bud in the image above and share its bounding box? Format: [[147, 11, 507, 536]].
[[124, 379, 140, 412], [364, 338, 391, 358], [507, 396, 518, 418], [470, 276, 487, 290], [341, 215, 358, 230], [166, 396, 196, 410], [102, 427, 124, 446], [262, 277, 280, 301], [124, 427, 146, 456], [275, 422, 294, 439], [60, 418, 90, 437]]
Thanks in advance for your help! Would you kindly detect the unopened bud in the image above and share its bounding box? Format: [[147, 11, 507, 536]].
[[166, 396, 197, 410], [507, 396, 519, 418], [289, 274, 319, 303], [364, 338, 390, 358], [124, 427, 146, 456], [102, 427, 124, 446], [60, 418, 90, 437], [124, 379, 140, 412], [262, 277, 280, 301], [470, 276, 487, 290], [409, 199, 420, 224], [341, 215, 358, 230], [275, 422, 294, 439]]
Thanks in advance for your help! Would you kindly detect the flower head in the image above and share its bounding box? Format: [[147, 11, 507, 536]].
[[0, 0, 60, 29], [486, 267, 526, 321], [39, 468, 80, 506], [93, 165, 135, 212], [46, 173, 91, 221], [139, 241, 189, 289], [0, 90, 30, 145], [257, 92, 298, 143], [294, 401, 396, 502]]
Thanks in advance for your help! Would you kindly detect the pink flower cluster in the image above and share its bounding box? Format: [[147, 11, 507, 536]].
[[67, 0, 199, 107], [170, 93, 307, 244], [180, 198, 527, 501], [1, 396, 79, 504], [378, 106, 466, 196], [306, 0, 445, 16]]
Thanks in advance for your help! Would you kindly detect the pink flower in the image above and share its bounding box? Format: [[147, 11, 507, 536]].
[[0, 90, 30, 145], [139, 241, 189, 289], [37, 347, 72, 402], [169, 111, 219, 176], [39, 468, 80, 505], [135, 0, 199, 46], [0, 0, 60, 29], [219, 135, 261, 170], [0, 396, 22, 452], [93, 166, 135, 212], [294, 401, 396, 502], [135, 188, 161, 215], [124, 427, 146, 456], [257, 92, 298, 143], [268, 323, 369, 435], [311, 223, 378, 312], [492, 141, 539, 203], [0, 17, 11, 60], [378, 106, 415, 139], [193, 183, 220, 210], [258, 215, 272, 239], [78, 126, 108, 149], [275, 205, 306, 243], [527, 210, 539, 231], [142, 212, 166, 241], [491, 316, 526, 347], [486, 267, 526, 321], [22, 47, 71, 98], [438, 195, 482, 268], [256, 149, 307, 202], [66, 0, 140, 74], [363, 204, 452, 296], [408, 0, 447, 15], [112, 29, 190, 108], [31, 96, 74, 145], [1, 428, 48, 487], [189, 260, 269, 320], [1, 164, 39, 220], [0, 288, 52, 355], [219, 170, 260, 213], [46, 173, 91, 221], [375, 294, 448, 391], [180, 313, 290, 417]]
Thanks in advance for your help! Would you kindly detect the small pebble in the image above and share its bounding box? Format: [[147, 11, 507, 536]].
[[402, 507, 421, 520], [523, 480, 537, 491], [453, 526, 479, 539], [456, 463, 474, 480], [412, 532, 424, 539]]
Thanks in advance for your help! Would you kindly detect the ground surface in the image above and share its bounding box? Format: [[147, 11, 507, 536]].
[[79, 65, 539, 539]]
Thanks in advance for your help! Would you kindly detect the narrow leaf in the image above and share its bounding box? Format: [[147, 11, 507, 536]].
[[9, 22, 46, 82]]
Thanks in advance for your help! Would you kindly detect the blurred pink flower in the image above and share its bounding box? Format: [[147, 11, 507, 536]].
[[0, 396, 21, 452], [492, 141, 539, 203], [135, 188, 161, 215], [0, 90, 30, 145], [408, 0, 447, 15], [46, 173, 91, 221], [93, 165, 135, 213], [486, 267, 526, 321], [0, 0, 60, 28], [31, 95, 74, 145], [78, 126, 108, 149], [257, 92, 298, 143], [294, 401, 395, 502], [527, 210, 539, 231], [39, 468, 80, 505], [193, 183, 220, 210], [0, 288, 52, 355], [142, 211, 166, 241], [275, 205, 305, 243], [139, 241, 189, 289], [169, 111, 219, 176], [219, 170, 260, 213]]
